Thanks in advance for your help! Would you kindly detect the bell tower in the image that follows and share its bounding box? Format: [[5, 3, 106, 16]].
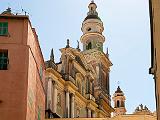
[[81, 0, 105, 51], [112, 86, 127, 116], [80, 1, 114, 117]]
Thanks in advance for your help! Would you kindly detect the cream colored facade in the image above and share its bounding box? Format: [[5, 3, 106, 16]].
[[46, 114, 156, 120], [44, 1, 157, 119], [111, 87, 156, 120], [112, 86, 126, 116], [45, 1, 113, 118], [45, 104, 156, 120], [149, 0, 160, 120], [111, 114, 156, 120]]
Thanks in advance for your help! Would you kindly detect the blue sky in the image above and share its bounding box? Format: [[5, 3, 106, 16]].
[[0, 0, 156, 114]]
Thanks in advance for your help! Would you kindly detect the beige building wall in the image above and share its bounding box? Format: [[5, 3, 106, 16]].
[[46, 118, 109, 120], [149, 0, 160, 120], [46, 114, 156, 120], [111, 115, 156, 120]]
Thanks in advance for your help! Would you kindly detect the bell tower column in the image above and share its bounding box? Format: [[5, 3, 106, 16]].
[[112, 86, 127, 116]]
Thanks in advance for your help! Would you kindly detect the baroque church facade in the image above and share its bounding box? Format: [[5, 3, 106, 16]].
[[44, 1, 156, 119], [45, 1, 114, 118]]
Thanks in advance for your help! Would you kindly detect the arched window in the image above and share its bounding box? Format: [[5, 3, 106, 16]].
[[82, 80, 85, 96], [91, 7, 93, 11], [86, 79, 89, 94], [88, 42, 92, 50], [77, 81, 81, 93], [57, 93, 61, 106], [117, 100, 120, 107], [69, 60, 72, 76]]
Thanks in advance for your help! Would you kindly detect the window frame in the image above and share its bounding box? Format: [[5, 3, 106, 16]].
[[88, 42, 92, 50], [0, 50, 9, 70], [0, 22, 8, 36], [117, 100, 120, 107]]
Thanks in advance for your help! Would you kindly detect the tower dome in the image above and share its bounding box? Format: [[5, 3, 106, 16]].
[[84, 0, 101, 21], [81, 1, 105, 51], [115, 86, 123, 93]]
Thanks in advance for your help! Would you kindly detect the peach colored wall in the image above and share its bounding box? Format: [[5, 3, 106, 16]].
[[26, 49, 37, 120], [0, 16, 45, 120], [0, 18, 28, 44], [26, 48, 45, 120], [26, 20, 45, 120], [0, 18, 28, 120], [27, 22, 45, 86], [35, 73, 45, 119]]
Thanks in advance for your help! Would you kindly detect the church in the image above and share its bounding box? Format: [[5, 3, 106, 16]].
[[0, 0, 157, 120], [45, 1, 114, 118], [44, 1, 156, 119]]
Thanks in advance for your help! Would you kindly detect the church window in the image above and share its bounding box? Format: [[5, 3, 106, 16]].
[[69, 61, 73, 76], [88, 42, 92, 50], [0, 50, 8, 70], [57, 93, 61, 106], [86, 45, 88, 50], [86, 79, 90, 94], [87, 27, 91, 31], [82, 80, 85, 96], [0, 22, 8, 36], [77, 81, 81, 93], [117, 100, 120, 107], [92, 82, 94, 95]]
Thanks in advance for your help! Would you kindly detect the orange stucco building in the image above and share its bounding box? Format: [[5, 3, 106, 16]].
[[0, 8, 45, 120]]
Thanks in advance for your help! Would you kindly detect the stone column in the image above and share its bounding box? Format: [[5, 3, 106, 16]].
[[71, 93, 75, 118], [47, 78, 52, 110], [65, 90, 70, 118], [92, 111, 96, 118], [88, 108, 91, 118], [53, 81, 58, 113]]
